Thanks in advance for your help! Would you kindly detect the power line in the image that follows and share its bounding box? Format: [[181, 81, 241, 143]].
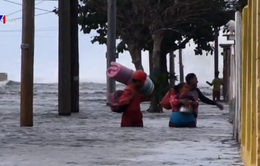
[[3, 0, 54, 12], [0, 11, 54, 23], [6, 0, 44, 16], [6, 10, 21, 17], [2, 0, 55, 22], [0, 30, 57, 32], [35, 0, 45, 5], [3, 0, 23, 5], [0, 35, 57, 37], [0, 27, 57, 32]]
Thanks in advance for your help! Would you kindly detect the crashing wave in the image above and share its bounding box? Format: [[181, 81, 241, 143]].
[[0, 80, 20, 87]]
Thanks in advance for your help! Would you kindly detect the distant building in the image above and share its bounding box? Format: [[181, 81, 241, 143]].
[[0, 73, 8, 81]]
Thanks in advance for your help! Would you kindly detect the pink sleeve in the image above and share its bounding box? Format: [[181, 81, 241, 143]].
[[170, 95, 179, 106], [118, 89, 134, 106]]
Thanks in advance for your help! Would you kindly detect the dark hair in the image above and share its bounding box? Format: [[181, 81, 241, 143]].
[[132, 79, 140, 83], [173, 83, 186, 94], [215, 71, 219, 77], [185, 73, 196, 84]]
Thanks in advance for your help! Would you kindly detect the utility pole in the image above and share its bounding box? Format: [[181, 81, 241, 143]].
[[178, 41, 184, 83], [58, 0, 71, 115], [214, 28, 219, 75], [20, 0, 35, 127], [169, 52, 175, 86], [106, 0, 117, 104], [70, 0, 79, 113]]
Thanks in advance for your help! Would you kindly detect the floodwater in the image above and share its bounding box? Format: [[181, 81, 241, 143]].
[[0, 81, 243, 166]]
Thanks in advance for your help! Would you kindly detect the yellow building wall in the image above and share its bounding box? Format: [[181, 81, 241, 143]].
[[240, 0, 260, 165]]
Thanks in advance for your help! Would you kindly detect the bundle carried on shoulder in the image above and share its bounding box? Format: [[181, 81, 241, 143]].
[[106, 62, 134, 85], [106, 62, 154, 95]]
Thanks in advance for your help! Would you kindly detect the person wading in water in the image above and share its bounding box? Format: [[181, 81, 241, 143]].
[[206, 71, 223, 101], [169, 73, 224, 127], [169, 83, 199, 127]]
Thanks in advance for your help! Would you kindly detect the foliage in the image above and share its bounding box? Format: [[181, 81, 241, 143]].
[[78, 0, 108, 45], [226, 0, 248, 11], [78, 0, 235, 56], [78, 0, 149, 53], [149, 72, 178, 99]]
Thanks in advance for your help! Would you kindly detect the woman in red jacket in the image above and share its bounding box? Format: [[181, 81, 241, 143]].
[[117, 70, 147, 127]]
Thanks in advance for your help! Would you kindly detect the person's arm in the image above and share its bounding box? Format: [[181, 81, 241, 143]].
[[170, 95, 188, 106], [191, 101, 199, 108], [195, 88, 217, 105], [187, 96, 199, 108], [220, 78, 224, 85], [118, 88, 134, 106], [170, 95, 179, 106], [206, 81, 213, 86]]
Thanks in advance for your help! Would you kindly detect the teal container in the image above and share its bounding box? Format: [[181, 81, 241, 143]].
[[139, 76, 154, 95]]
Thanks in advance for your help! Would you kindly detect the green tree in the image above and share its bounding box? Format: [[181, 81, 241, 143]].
[[78, 0, 150, 70], [135, 0, 234, 112], [78, 0, 234, 113]]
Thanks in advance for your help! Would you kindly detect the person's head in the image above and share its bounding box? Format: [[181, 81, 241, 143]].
[[180, 83, 190, 93], [173, 83, 189, 94], [215, 71, 219, 78], [185, 73, 198, 88], [132, 70, 147, 89]]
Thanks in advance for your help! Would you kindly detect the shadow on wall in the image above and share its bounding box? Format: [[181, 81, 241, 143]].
[[0, 73, 8, 81]]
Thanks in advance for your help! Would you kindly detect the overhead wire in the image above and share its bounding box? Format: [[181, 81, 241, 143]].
[[6, 10, 22, 17], [4, 0, 46, 17], [9, 11, 54, 21], [0, 27, 58, 33], [3, 0, 54, 12], [1, 35, 56, 37], [2, 0, 57, 22], [35, 0, 46, 5], [0, 0, 58, 34]]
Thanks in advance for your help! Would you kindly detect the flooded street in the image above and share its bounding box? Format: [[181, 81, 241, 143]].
[[0, 83, 243, 166]]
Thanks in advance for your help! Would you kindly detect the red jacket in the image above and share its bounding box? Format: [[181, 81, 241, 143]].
[[118, 84, 146, 127]]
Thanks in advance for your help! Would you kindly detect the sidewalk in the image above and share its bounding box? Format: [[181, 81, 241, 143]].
[[0, 102, 243, 166]]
